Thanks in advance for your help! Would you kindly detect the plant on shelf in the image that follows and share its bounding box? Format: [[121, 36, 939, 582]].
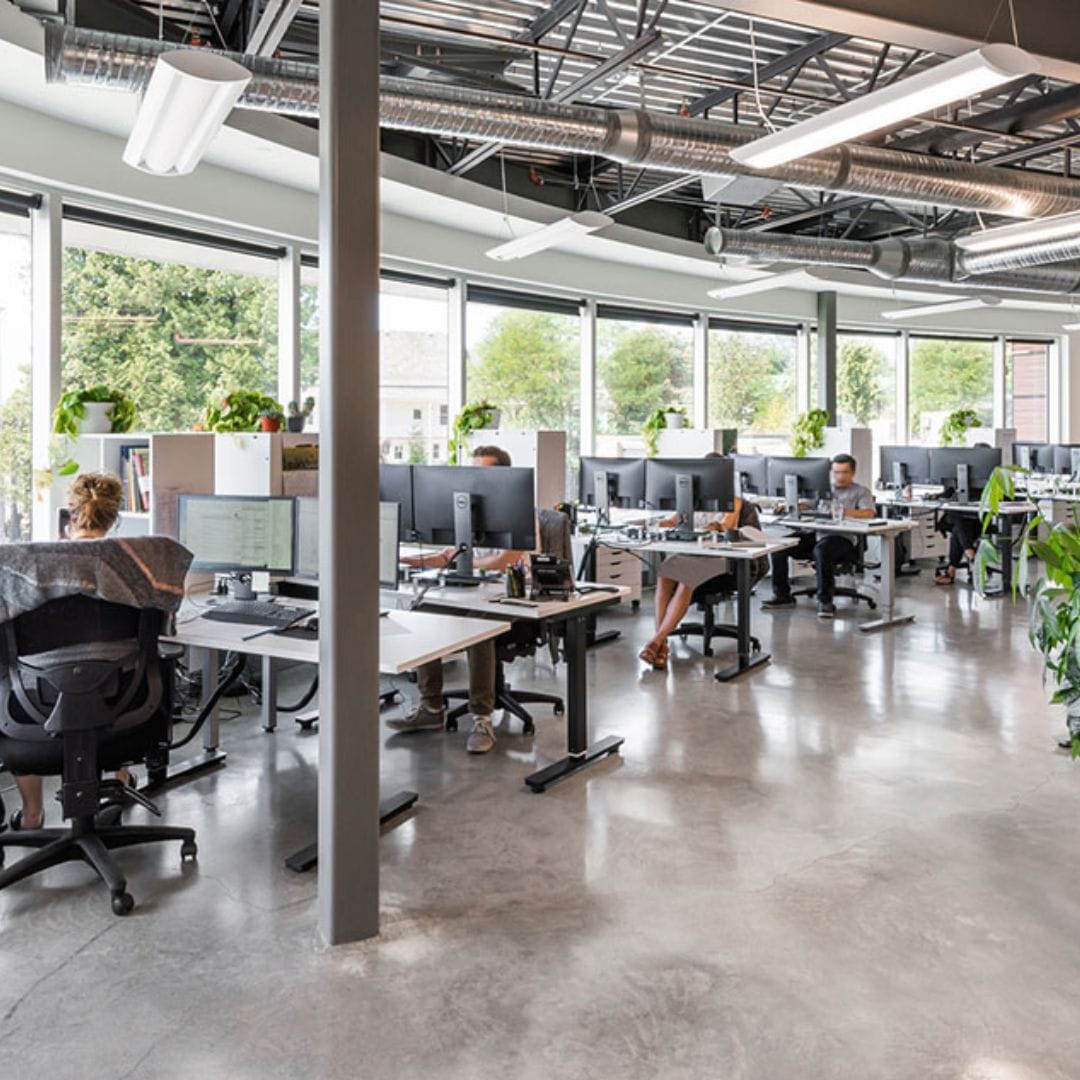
[[939, 407, 982, 447], [642, 406, 688, 458], [201, 390, 284, 434], [287, 396, 316, 433], [259, 407, 285, 433], [791, 407, 829, 458], [448, 400, 499, 465], [975, 465, 1080, 758], [42, 386, 137, 482]]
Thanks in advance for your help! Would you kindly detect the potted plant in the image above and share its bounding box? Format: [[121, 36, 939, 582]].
[[259, 408, 284, 433], [976, 466, 1080, 757], [643, 406, 688, 458], [940, 408, 981, 447], [791, 407, 829, 458], [448, 401, 500, 465], [287, 396, 316, 433], [52, 386, 136, 439], [201, 390, 284, 434]]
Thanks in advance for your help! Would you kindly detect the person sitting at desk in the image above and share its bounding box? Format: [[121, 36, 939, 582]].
[[762, 453, 875, 619], [639, 496, 764, 670], [391, 445, 527, 754], [933, 512, 982, 586], [3, 472, 134, 831]]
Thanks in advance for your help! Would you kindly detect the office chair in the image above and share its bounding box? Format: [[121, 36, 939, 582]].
[[444, 508, 569, 735], [0, 595, 196, 915], [790, 538, 877, 610]]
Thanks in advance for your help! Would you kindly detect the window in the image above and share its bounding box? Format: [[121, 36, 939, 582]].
[[466, 287, 581, 487], [0, 211, 32, 540], [908, 336, 994, 445], [596, 307, 692, 454], [299, 278, 319, 425], [380, 276, 450, 465], [439, 404, 449, 427], [837, 332, 898, 445], [708, 320, 798, 441], [62, 224, 279, 433], [1006, 340, 1050, 441]]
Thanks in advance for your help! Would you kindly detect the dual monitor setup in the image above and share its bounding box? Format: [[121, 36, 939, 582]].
[[879, 446, 1003, 502], [1011, 442, 1080, 475]]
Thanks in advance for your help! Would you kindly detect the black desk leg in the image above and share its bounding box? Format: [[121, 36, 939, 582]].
[[714, 560, 771, 682], [284, 790, 419, 873], [144, 750, 227, 791], [580, 538, 620, 648], [525, 613, 623, 793]]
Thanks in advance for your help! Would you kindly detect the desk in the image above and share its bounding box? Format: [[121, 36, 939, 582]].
[[591, 535, 798, 681], [762, 517, 915, 632], [390, 581, 629, 792]]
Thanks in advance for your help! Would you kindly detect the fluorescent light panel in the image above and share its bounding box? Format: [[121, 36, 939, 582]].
[[882, 297, 1002, 320], [124, 51, 251, 176], [484, 211, 612, 261], [707, 268, 808, 300], [730, 45, 1036, 170], [956, 209, 1080, 253], [1062, 321, 1080, 331]]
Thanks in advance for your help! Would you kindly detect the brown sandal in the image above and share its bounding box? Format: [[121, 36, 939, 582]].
[[638, 640, 668, 670], [655, 641, 669, 669], [934, 567, 956, 586]]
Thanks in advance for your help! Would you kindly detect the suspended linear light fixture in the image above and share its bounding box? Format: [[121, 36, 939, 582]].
[[882, 297, 1003, 320], [956, 209, 1080, 253], [707, 268, 809, 301], [123, 51, 252, 176], [729, 45, 1037, 170], [484, 211, 613, 261]]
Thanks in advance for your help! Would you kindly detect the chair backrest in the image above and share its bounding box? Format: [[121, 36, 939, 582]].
[[538, 508, 572, 563], [0, 595, 168, 743]]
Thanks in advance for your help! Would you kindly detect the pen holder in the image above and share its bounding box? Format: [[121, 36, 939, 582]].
[[506, 565, 527, 598]]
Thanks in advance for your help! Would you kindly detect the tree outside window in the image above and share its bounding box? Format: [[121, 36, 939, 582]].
[[909, 336, 993, 444], [708, 326, 797, 436]]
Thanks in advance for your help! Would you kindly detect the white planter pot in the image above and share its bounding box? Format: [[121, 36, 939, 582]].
[[664, 412, 686, 430], [80, 401, 114, 434], [478, 409, 501, 430]]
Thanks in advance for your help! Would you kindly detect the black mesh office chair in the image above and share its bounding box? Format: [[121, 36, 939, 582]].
[[444, 508, 569, 735], [0, 595, 196, 915], [790, 537, 877, 609]]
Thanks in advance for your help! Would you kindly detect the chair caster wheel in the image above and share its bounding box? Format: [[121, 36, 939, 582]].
[[553, 703, 565, 716], [112, 891, 135, 916], [180, 840, 198, 862], [523, 721, 536, 736], [445, 718, 458, 733], [868, 601, 877, 611]]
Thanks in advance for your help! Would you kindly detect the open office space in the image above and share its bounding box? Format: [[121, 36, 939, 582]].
[[2, 1, 1080, 1076]]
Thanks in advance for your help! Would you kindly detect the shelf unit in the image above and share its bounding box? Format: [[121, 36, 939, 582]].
[[214, 432, 319, 498]]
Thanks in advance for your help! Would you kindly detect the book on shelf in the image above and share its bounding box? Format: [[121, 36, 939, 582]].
[[118, 444, 151, 512]]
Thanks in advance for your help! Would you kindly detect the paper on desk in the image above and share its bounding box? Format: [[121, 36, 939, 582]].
[[740, 526, 770, 544]]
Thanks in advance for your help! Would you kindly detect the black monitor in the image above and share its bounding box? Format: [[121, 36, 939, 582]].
[[765, 456, 831, 502], [644, 457, 735, 539], [379, 464, 415, 539], [879, 446, 932, 487], [732, 453, 768, 496], [579, 457, 646, 512], [1052, 444, 1080, 475], [411, 465, 536, 579], [178, 495, 295, 574], [928, 446, 1002, 503], [1011, 442, 1048, 472]]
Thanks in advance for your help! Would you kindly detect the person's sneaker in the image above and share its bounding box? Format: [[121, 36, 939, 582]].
[[761, 595, 796, 610], [466, 715, 496, 754], [817, 601, 836, 619], [387, 704, 446, 732]]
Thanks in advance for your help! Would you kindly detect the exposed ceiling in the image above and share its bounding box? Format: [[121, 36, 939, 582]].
[[18, 0, 1080, 250]]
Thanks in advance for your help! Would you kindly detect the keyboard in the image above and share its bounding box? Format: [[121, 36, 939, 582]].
[[202, 601, 309, 627]]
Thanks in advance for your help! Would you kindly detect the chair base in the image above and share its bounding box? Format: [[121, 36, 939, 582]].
[[0, 819, 196, 915], [444, 685, 565, 735], [791, 582, 877, 610], [677, 620, 761, 658]]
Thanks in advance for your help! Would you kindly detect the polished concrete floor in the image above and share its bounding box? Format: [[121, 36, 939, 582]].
[[2, 577, 1079, 1080]]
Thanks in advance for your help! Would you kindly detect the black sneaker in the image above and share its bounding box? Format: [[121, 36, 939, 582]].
[[761, 595, 796, 610], [817, 601, 836, 619]]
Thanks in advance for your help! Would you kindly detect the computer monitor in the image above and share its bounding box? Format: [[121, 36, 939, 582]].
[[765, 456, 832, 503], [411, 465, 536, 579], [294, 496, 318, 579], [379, 464, 415, 539], [927, 446, 1002, 503], [1012, 442, 1049, 472], [378, 501, 401, 588], [177, 495, 295, 574], [879, 446, 931, 487], [579, 457, 647, 512], [732, 454, 768, 496], [644, 457, 735, 539], [1052, 444, 1080, 475]]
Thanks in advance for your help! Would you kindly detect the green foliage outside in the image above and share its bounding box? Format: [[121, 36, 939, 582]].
[[909, 337, 993, 441], [0, 366, 32, 540], [837, 339, 888, 426], [708, 331, 795, 434], [597, 323, 691, 435]]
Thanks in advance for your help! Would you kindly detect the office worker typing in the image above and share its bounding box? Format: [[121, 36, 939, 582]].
[[762, 454, 875, 619]]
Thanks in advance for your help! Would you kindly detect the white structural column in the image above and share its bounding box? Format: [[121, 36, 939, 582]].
[[278, 245, 302, 410], [579, 299, 596, 458], [796, 323, 811, 415], [992, 335, 1007, 430], [30, 193, 61, 541], [317, 0, 381, 946], [693, 313, 708, 429], [896, 330, 911, 444], [447, 277, 467, 419], [1059, 334, 1080, 442]]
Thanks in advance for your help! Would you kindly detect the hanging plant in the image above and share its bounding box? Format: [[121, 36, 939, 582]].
[[448, 400, 500, 465], [52, 385, 136, 439], [791, 408, 829, 458], [940, 408, 982, 447], [642, 406, 687, 458]]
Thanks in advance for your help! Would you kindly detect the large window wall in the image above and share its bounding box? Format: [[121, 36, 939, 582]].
[[837, 331, 899, 445], [0, 210, 32, 540], [908, 335, 994, 445]]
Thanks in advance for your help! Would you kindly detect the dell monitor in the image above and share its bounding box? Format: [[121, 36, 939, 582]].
[[1012, 442, 1049, 472], [732, 453, 768, 497], [411, 465, 536, 580], [177, 495, 295, 578], [1051, 444, 1080, 476], [379, 464, 415, 539], [880, 446, 931, 488], [644, 457, 735, 539], [765, 456, 832, 505], [928, 446, 1001, 503], [579, 457, 647, 513]]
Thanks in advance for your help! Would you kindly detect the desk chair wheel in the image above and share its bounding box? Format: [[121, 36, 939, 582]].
[[180, 839, 198, 862], [295, 712, 319, 732], [553, 702, 565, 717], [112, 890, 135, 916], [866, 599, 877, 611]]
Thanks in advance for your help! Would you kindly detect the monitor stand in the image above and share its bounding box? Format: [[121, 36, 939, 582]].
[[956, 463, 970, 504], [672, 472, 695, 539], [439, 490, 482, 586], [594, 471, 611, 518], [892, 461, 906, 490], [784, 474, 800, 516]]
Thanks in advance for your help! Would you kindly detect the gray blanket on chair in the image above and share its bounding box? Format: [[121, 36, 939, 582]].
[[0, 537, 193, 623]]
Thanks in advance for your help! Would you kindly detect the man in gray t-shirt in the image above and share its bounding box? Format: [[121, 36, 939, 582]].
[[762, 454, 875, 619]]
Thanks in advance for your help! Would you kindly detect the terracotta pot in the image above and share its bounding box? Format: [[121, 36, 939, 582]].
[[260, 416, 281, 433]]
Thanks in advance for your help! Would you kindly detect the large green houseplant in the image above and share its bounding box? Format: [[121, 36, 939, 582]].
[[448, 400, 499, 465], [642, 406, 687, 458], [202, 390, 284, 434], [791, 408, 828, 458], [38, 385, 138, 485], [940, 408, 981, 447], [976, 465, 1080, 757]]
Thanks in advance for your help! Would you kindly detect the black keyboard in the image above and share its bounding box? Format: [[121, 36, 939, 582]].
[[203, 601, 309, 627]]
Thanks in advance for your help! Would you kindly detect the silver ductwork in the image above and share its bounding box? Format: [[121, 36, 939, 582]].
[[704, 227, 1080, 296], [959, 235, 1080, 276]]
